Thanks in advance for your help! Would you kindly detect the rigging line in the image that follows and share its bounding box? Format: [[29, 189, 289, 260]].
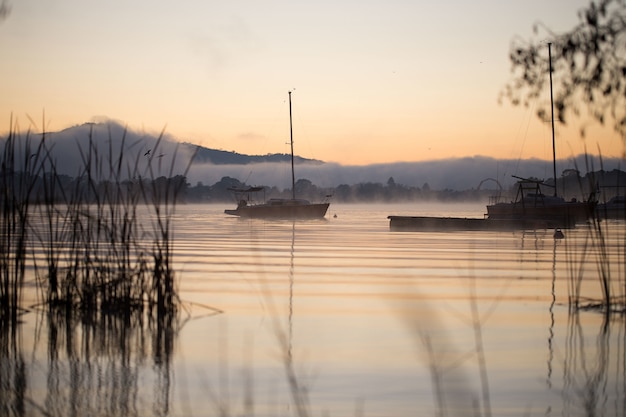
[[498, 97, 537, 185], [243, 170, 253, 185], [239, 95, 288, 187], [541, 80, 555, 181], [513, 98, 538, 178], [287, 92, 325, 193]]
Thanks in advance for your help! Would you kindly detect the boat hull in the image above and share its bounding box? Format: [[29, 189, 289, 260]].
[[596, 197, 626, 219], [485, 201, 596, 227], [225, 202, 330, 219]]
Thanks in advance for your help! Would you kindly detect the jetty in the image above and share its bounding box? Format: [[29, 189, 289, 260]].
[[387, 215, 567, 232]]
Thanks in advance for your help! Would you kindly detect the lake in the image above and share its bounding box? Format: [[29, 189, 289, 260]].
[[5, 202, 625, 417]]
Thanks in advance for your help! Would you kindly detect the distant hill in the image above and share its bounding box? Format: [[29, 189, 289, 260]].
[[181, 143, 324, 165], [10, 121, 324, 177], [6, 120, 624, 192]]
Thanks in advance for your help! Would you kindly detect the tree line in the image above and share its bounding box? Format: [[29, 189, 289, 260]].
[[6, 168, 625, 205], [187, 168, 626, 204]]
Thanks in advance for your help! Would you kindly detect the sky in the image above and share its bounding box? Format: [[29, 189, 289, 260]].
[[1, 0, 623, 166]]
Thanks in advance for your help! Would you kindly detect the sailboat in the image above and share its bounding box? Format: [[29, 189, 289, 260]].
[[224, 91, 331, 219], [486, 43, 596, 227]]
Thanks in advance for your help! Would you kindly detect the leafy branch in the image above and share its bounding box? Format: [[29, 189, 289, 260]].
[[500, 0, 626, 146]]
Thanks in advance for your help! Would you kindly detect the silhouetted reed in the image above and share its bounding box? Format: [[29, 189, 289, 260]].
[[564, 153, 626, 316], [2, 119, 198, 329], [0, 117, 44, 329], [0, 118, 197, 415], [138, 130, 198, 320]]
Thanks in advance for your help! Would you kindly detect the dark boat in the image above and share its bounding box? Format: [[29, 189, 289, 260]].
[[485, 43, 596, 227], [225, 91, 330, 219], [225, 186, 330, 219], [596, 195, 626, 219], [388, 43, 594, 232], [485, 176, 596, 228]]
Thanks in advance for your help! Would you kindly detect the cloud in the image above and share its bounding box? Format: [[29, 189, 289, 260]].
[[237, 131, 267, 142], [189, 14, 258, 76]]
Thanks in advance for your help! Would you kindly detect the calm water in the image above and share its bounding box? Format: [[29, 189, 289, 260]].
[[8, 202, 626, 416]]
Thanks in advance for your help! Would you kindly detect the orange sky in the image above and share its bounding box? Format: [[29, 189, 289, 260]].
[[1, 0, 623, 165]]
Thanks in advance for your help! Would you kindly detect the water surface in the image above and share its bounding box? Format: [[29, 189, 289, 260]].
[[8, 202, 626, 417]]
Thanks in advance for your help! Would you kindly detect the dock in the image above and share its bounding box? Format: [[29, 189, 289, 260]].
[[387, 215, 566, 232]]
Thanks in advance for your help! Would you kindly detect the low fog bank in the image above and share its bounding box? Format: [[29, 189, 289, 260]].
[[188, 155, 624, 191]]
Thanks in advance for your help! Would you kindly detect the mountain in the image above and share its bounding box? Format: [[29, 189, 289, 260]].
[[6, 120, 624, 192], [182, 142, 323, 165], [8, 121, 322, 178]]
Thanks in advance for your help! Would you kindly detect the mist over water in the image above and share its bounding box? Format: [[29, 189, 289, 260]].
[[5, 203, 624, 417], [162, 155, 626, 191]]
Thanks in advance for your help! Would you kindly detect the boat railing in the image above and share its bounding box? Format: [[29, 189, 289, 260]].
[[227, 185, 267, 205], [488, 193, 511, 205]]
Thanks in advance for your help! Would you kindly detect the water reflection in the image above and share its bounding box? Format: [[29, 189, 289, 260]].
[[2, 205, 625, 416], [544, 227, 624, 417], [288, 221, 295, 361], [0, 328, 26, 417], [44, 309, 174, 417], [560, 312, 623, 417], [0, 304, 180, 417], [284, 221, 309, 417], [266, 220, 310, 417], [546, 238, 558, 389]]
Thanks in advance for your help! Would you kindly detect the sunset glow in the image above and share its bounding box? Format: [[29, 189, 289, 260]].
[[1, 0, 622, 165]]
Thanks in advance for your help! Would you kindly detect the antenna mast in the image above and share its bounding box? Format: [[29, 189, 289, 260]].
[[288, 90, 296, 200], [548, 43, 557, 197]]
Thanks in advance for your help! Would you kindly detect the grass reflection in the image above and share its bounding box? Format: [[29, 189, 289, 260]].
[[36, 306, 176, 417]]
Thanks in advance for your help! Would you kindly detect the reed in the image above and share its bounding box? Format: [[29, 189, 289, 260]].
[[138, 129, 198, 319], [0, 118, 198, 415], [564, 153, 626, 316], [0, 118, 198, 328], [0, 117, 45, 328]]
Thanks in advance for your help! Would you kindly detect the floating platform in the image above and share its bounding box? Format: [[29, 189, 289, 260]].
[[387, 215, 565, 232]]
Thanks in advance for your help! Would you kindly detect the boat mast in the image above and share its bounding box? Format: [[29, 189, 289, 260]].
[[548, 43, 557, 197], [288, 90, 296, 200]]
